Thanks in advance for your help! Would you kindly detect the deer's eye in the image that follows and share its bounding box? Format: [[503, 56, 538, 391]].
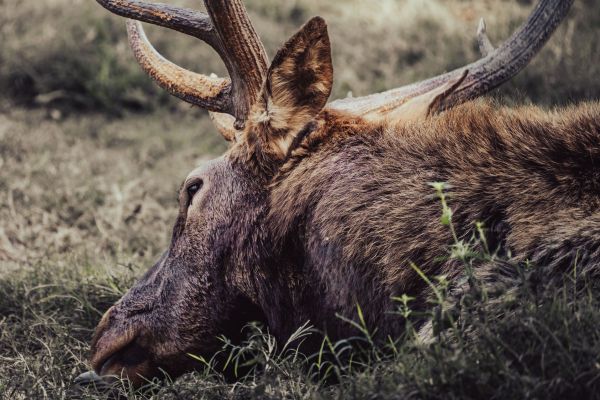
[[186, 181, 203, 206]]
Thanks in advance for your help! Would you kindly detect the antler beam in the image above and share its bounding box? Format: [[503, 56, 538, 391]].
[[96, 0, 218, 45], [328, 0, 574, 117]]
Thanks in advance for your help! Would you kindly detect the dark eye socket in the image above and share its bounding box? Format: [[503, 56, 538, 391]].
[[186, 180, 203, 205]]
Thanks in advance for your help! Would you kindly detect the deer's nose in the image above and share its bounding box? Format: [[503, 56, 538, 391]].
[[88, 305, 155, 387], [89, 307, 137, 371]]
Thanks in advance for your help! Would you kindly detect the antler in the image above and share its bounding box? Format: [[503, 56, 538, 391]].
[[327, 0, 574, 117], [98, 0, 573, 131], [96, 0, 268, 130]]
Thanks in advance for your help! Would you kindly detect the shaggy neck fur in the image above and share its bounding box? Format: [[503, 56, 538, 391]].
[[242, 99, 600, 343]]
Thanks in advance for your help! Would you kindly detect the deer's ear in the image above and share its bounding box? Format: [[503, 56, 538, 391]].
[[248, 16, 333, 159]]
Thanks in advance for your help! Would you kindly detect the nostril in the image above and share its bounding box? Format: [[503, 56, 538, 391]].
[[90, 327, 139, 374], [99, 339, 149, 376], [93, 336, 155, 389], [100, 341, 148, 376]]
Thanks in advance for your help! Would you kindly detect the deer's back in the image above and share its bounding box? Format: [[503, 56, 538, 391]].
[[269, 100, 600, 336]]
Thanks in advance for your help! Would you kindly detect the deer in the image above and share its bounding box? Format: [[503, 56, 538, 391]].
[[77, 0, 596, 388]]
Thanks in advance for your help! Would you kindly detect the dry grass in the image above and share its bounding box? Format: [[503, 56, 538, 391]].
[[1, 0, 600, 398]]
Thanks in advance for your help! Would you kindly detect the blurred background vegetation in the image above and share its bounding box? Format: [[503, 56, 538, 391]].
[[1, 0, 600, 398], [1, 0, 599, 115]]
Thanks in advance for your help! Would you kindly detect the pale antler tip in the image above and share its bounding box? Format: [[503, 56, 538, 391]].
[[477, 18, 487, 35], [476, 17, 495, 57]]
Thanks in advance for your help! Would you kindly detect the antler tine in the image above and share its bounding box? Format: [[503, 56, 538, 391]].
[[329, 0, 574, 117], [98, 0, 269, 132], [126, 20, 233, 112], [477, 18, 495, 58]]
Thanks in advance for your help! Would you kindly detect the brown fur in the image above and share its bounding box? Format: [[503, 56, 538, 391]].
[[264, 99, 600, 338], [88, 16, 600, 387]]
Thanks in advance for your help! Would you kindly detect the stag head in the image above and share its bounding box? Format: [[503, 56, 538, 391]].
[[83, 0, 573, 387]]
